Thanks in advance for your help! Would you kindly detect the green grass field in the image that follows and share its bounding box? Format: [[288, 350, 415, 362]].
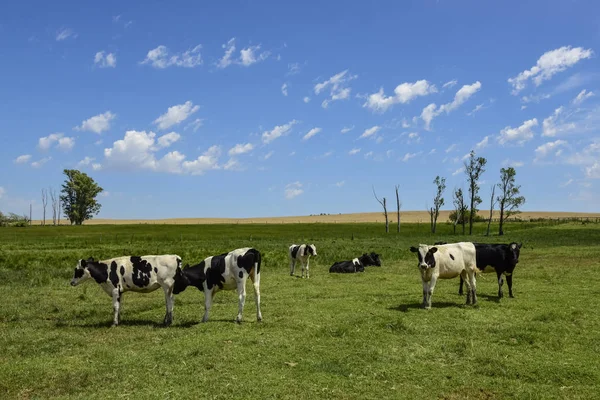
[[1, 221, 600, 399]]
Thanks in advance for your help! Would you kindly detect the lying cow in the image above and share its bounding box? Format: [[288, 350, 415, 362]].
[[458, 242, 522, 298], [410, 242, 478, 309], [329, 252, 381, 273], [70, 254, 182, 326], [173, 247, 262, 323], [289, 244, 317, 278]]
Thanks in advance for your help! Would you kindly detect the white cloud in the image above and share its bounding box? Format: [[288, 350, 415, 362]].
[[452, 167, 464, 176], [586, 163, 600, 179], [156, 132, 181, 149], [284, 182, 303, 199], [428, 149, 436, 155], [303, 127, 322, 141], [56, 28, 76, 41], [341, 125, 354, 134], [445, 144, 457, 153], [335, 181, 345, 187], [498, 118, 538, 145], [216, 38, 269, 68], [521, 105, 527, 110], [31, 157, 51, 168], [281, 83, 288, 96], [77, 156, 96, 167], [314, 70, 357, 108], [303, 97, 311, 103], [0, 187, 5, 199], [263, 151, 274, 160], [154, 101, 200, 130], [223, 158, 243, 171], [38, 133, 75, 151], [261, 120, 299, 144], [14, 155, 31, 164], [75, 111, 116, 134], [508, 46, 593, 94], [534, 140, 568, 162], [287, 63, 301, 75], [141, 44, 202, 69], [185, 118, 204, 132], [360, 125, 380, 139], [521, 93, 551, 103], [501, 159, 525, 168], [475, 136, 490, 150], [217, 38, 236, 69], [572, 89, 595, 105], [94, 51, 117, 68], [364, 151, 374, 159], [420, 103, 438, 130], [420, 81, 482, 129], [349, 148, 361, 155], [560, 178, 574, 188], [442, 79, 457, 89], [467, 104, 484, 116], [402, 152, 420, 162], [363, 80, 437, 113], [181, 146, 221, 175], [228, 143, 254, 156]]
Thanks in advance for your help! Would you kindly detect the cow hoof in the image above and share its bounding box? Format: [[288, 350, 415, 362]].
[[235, 319, 242, 324], [509, 294, 515, 298]]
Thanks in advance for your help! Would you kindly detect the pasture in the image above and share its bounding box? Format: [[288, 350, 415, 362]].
[[1, 221, 599, 399]]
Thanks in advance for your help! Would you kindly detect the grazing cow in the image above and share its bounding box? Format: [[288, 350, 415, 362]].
[[329, 252, 382, 273], [410, 242, 478, 309], [70, 254, 182, 326], [458, 242, 522, 298], [173, 247, 262, 323], [289, 244, 317, 278]]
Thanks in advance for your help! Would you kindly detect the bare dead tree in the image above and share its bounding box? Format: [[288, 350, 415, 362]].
[[50, 188, 57, 226], [41, 188, 48, 226], [373, 186, 389, 233], [395, 185, 401, 233], [485, 185, 497, 236]]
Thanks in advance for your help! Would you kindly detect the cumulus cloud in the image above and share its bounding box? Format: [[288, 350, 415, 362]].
[[156, 132, 181, 149], [452, 167, 465, 176], [467, 104, 485, 116], [38, 133, 75, 151], [77, 156, 96, 167], [284, 182, 303, 199], [402, 152, 420, 162], [498, 118, 538, 145], [420, 81, 481, 129], [303, 127, 321, 141], [94, 51, 116, 68], [154, 101, 200, 130], [349, 148, 361, 155], [261, 120, 299, 144], [572, 89, 595, 105], [287, 63, 301, 75], [181, 146, 221, 175], [31, 157, 52, 168], [359, 125, 380, 139], [586, 163, 600, 179], [56, 28, 76, 41], [445, 144, 458, 153], [228, 143, 254, 156], [262, 151, 274, 160], [341, 126, 354, 134], [508, 46, 593, 94], [216, 38, 269, 68], [335, 181, 345, 187], [363, 80, 437, 113], [314, 70, 357, 108], [442, 79, 457, 89], [14, 155, 32, 164], [534, 140, 568, 162], [501, 159, 525, 168], [475, 136, 490, 150], [75, 111, 116, 134], [141, 45, 202, 69], [281, 83, 288, 96], [303, 97, 311, 103], [185, 118, 204, 132]]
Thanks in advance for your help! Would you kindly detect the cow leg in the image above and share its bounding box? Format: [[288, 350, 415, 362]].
[[458, 275, 464, 295], [163, 286, 174, 326], [202, 290, 213, 323], [506, 273, 514, 298], [427, 276, 438, 309], [236, 279, 247, 323], [290, 259, 295, 276], [421, 281, 429, 309], [112, 289, 121, 327], [305, 258, 310, 279], [250, 268, 262, 322], [469, 271, 478, 306], [463, 271, 472, 305], [497, 271, 504, 298]]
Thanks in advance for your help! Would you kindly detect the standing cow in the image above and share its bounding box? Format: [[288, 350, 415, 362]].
[[410, 242, 478, 308], [458, 242, 522, 298], [173, 247, 262, 324], [289, 244, 317, 278], [70, 254, 182, 326]]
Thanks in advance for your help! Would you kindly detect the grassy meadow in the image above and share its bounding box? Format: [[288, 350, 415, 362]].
[[1, 220, 600, 399]]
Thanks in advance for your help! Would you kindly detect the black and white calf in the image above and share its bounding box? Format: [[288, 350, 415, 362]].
[[289, 244, 317, 278], [173, 247, 262, 323], [458, 242, 522, 298], [410, 242, 478, 309], [70, 254, 182, 326], [329, 252, 381, 273]]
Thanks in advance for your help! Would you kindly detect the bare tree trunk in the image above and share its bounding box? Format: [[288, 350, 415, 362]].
[[41, 189, 47, 226], [29, 203, 32, 226], [395, 185, 401, 233], [50, 188, 57, 226], [373, 187, 389, 233], [486, 186, 496, 236], [58, 198, 61, 226]]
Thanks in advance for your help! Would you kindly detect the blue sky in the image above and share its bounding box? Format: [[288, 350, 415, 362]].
[[1, 0, 600, 219]]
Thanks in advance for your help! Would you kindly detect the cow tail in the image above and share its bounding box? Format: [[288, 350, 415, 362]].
[[254, 249, 261, 282]]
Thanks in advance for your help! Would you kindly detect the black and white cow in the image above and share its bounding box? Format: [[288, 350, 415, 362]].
[[70, 254, 182, 326], [458, 242, 523, 298], [289, 244, 317, 278], [173, 247, 262, 323], [329, 252, 382, 273], [410, 242, 478, 309]]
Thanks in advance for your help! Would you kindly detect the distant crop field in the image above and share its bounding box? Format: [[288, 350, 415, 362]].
[[1, 221, 600, 399]]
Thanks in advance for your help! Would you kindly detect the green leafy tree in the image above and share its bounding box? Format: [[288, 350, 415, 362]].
[[428, 176, 446, 233], [60, 169, 103, 225], [464, 150, 487, 235], [452, 187, 468, 234], [497, 167, 526, 235]]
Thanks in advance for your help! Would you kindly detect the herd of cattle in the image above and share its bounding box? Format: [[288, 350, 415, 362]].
[[70, 240, 522, 326]]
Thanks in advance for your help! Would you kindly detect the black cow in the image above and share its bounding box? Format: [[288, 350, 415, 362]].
[[459, 242, 522, 298], [329, 252, 381, 273]]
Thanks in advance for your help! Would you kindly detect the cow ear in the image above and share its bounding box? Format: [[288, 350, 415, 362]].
[[410, 247, 418, 253], [518, 243, 522, 249], [80, 259, 87, 267], [429, 247, 438, 254]]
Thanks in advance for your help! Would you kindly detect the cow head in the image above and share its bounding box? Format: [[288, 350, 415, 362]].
[[367, 252, 382, 266], [70, 258, 94, 286], [507, 242, 522, 266], [307, 244, 317, 257], [410, 245, 437, 269]]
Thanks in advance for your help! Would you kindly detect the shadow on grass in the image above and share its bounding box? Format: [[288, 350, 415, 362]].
[[478, 293, 502, 303], [55, 319, 202, 329], [389, 302, 463, 312]]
